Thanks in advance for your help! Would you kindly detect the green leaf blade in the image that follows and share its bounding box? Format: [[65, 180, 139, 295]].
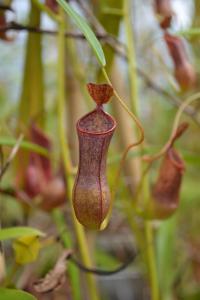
[[56, 0, 106, 66], [0, 227, 45, 242], [0, 288, 36, 300], [0, 137, 49, 157]]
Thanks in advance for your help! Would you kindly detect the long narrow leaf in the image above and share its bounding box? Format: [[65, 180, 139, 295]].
[[0, 227, 45, 241], [56, 0, 106, 66], [0, 137, 49, 157]]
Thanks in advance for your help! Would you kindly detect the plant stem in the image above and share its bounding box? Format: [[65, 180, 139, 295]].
[[57, 8, 100, 300], [2, 262, 19, 287], [123, 0, 138, 114], [17, 0, 45, 191], [19, 0, 45, 128], [52, 209, 81, 300], [123, 1, 160, 299], [32, 0, 59, 22], [145, 222, 160, 300]]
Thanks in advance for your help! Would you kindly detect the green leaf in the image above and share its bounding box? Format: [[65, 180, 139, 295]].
[[56, 0, 106, 66], [156, 216, 177, 300], [13, 235, 41, 265], [0, 137, 49, 157], [0, 227, 45, 241], [0, 288, 36, 300]]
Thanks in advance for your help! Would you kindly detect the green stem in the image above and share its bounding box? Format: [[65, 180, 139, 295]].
[[57, 17, 73, 176], [52, 209, 81, 300], [19, 0, 45, 128], [145, 222, 160, 300], [2, 262, 19, 287], [32, 0, 59, 22], [17, 0, 45, 188], [101, 7, 124, 16], [123, 0, 138, 114], [57, 8, 100, 300], [123, 1, 160, 299]]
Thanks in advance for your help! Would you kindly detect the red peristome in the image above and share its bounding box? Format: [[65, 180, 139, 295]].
[[164, 33, 187, 67], [164, 33, 196, 90], [30, 123, 51, 151], [73, 107, 116, 229], [154, 0, 173, 17], [45, 0, 58, 13], [151, 148, 184, 219], [175, 62, 196, 91], [160, 15, 172, 29], [0, 13, 10, 41], [87, 83, 114, 106]]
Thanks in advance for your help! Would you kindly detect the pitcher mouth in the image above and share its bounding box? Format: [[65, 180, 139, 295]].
[[168, 148, 185, 171], [77, 108, 116, 135]]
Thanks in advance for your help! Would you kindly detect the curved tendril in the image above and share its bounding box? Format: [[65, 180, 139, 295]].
[[111, 140, 142, 203], [143, 92, 200, 163], [68, 238, 155, 276], [101, 68, 144, 228], [102, 67, 144, 146], [70, 253, 137, 276]]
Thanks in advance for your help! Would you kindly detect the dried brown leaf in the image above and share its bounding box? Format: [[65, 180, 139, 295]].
[[33, 250, 72, 294]]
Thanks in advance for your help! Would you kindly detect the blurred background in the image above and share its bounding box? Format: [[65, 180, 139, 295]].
[[0, 0, 200, 299]]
